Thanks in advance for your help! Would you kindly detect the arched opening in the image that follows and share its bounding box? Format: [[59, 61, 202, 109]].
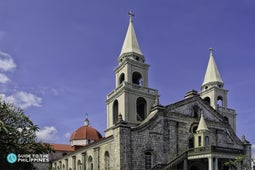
[[203, 97, 211, 105], [192, 125, 198, 133], [77, 160, 82, 170], [132, 72, 143, 85], [104, 151, 110, 170], [119, 73, 125, 85], [223, 116, 229, 123], [136, 97, 147, 121], [217, 96, 223, 107], [145, 152, 152, 170], [205, 136, 209, 146], [113, 100, 118, 124], [198, 136, 202, 146], [88, 156, 93, 170]]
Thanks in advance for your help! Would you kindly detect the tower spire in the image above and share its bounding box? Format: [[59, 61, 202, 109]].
[[119, 11, 143, 57], [202, 48, 223, 88], [196, 114, 209, 132]]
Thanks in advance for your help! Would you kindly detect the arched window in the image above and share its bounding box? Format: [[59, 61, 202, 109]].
[[217, 96, 223, 107], [77, 160, 82, 170], [223, 116, 229, 123], [204, 97, 211, 105], [119, 73, 125, 85], [205, 136, 209, 146], [198, 136, 202, 146], [88, 156, 93, 170], [113, 100, 118, 124], [136, 97, 147, 121], [145, 152, 152, 170], [105, 151, 110, 170], [132, 72, 143, 85]]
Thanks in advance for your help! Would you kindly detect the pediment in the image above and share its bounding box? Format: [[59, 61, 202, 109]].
[[165, 96, 224, 123]]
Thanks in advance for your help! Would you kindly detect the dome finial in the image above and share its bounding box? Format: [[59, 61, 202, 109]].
[[84, 113, 89, 126], [128, 10, 134, 22]]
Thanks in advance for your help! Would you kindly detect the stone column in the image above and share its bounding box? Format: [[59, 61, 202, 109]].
[[208, 157, 213, 170], [214, 158, 218, 170], [183, 159, 188, 170], [82, 152, 87, 170]]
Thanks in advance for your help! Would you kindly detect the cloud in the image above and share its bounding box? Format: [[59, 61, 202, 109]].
[[0, 91, 42, 109], [0, 73, 10, 83], [0, 50, 16, 72], [36, 126, 58, 142], [64, 132, 71, 139]]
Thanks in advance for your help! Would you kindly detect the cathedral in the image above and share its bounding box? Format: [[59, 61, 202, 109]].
[[51, 13, 252, 170]]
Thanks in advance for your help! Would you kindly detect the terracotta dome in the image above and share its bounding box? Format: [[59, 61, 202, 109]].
[[70, 125, 102, 141]]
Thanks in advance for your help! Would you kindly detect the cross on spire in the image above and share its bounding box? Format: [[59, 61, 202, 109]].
[[128, 11, 134, 22], [209, 48, 213, 56]]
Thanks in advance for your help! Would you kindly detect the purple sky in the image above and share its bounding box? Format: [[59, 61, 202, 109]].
[[0, 1, 254, 145]]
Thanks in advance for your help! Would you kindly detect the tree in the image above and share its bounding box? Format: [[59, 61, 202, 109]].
[[224, 154, 253, 170], [0, 100, 51, 169]]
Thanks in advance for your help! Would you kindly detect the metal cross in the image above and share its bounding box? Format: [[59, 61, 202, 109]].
[[128, 11, 134, 22], [209, 48, 213, 56]]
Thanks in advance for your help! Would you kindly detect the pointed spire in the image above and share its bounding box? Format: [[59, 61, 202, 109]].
[[196, 114, 209, 132], [120, 11, 143, 57], [202, 48, 223, 87]]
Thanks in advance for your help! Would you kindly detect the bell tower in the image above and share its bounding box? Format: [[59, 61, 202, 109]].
[[105, 12, 159, 135], [200, 49, 236, 131]]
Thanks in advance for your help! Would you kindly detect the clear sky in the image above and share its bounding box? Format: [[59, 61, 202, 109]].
[[0, 1, 254, 145]]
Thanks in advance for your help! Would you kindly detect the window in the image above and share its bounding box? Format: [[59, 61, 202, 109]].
[[204, 97, 210, 105], [105, 151, 110, 170], [217, 96, 223, 106], [205, 136, 209, 146], [119, 73, 125, 85], [136, 97, 147, 121], [198, 136, 202, 146], [132, 72, 142, 85], [77, 160, 82, 170], [223, 116, 229, 123], [113, 100, 119, 124], [145, 152, 152, 170], [192, 126, 198, 133], [88, 156, 93, 170]]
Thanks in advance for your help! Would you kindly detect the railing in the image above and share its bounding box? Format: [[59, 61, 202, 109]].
[[107, 81, 158, 99], [217, 106, 235, 113], [188, 145, 244, 156], [162, 150, 189, 169]]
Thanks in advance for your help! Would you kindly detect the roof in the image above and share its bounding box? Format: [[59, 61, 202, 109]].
[[119, 14, 143, 56], [70, 125, 102, 141], [202, 49, 223, 86], [51, 143, 74, 152], [196, 114, 209, 132]]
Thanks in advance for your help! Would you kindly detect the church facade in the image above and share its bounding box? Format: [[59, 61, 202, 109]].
[[51, 14, 252, 170]]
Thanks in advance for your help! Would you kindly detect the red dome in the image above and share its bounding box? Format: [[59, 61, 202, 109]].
[[70, 125, 102, 141]]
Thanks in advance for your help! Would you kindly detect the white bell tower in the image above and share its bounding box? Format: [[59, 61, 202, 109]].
[[200, 48, 236, 131], [105, 12, 159, 135]]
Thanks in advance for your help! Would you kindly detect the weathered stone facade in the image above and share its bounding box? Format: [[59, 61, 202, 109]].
[[51, 14, 251, 170]]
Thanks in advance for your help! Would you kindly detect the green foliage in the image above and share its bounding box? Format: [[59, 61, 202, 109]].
[[224, 154, 252, 170], [0, 100, 51, 169]]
